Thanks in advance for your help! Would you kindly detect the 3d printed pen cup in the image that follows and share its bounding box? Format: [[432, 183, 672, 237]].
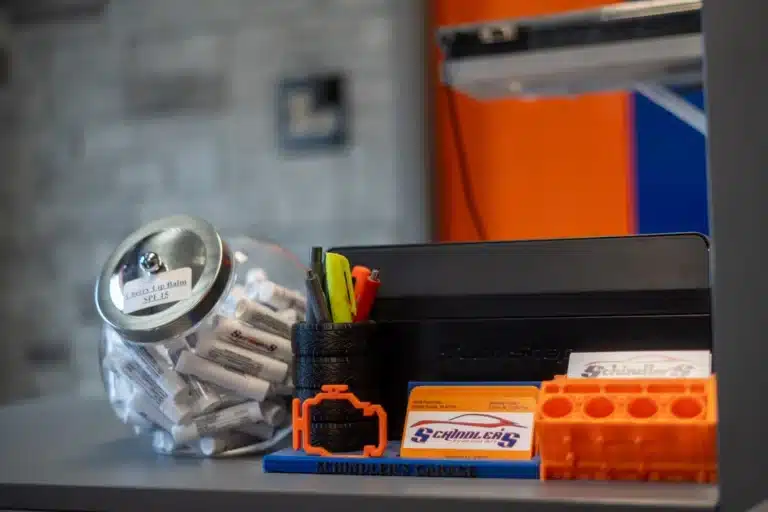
[[536, 376, 718, 482], [291, 322, 382, 405], [292, 321, 384, 450], [95, 216, 307, 457]]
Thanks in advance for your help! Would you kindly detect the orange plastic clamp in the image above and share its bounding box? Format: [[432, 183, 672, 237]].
[[292, 384, 388, 457]]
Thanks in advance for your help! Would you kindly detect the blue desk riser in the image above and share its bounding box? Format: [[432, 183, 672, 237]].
[[263, 381, 541, 479]]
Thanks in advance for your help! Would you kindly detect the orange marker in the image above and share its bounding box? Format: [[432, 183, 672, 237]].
[[352, 267, 380, 322], [352, 266, 371, 298]]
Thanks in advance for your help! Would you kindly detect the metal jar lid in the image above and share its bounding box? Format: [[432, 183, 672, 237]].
[[95, 215, 233, 344]]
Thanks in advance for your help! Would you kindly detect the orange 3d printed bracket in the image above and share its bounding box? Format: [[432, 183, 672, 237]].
[[292, 384, 388, 457]]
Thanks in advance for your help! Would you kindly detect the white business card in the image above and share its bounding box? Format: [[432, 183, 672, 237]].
[[567, 350, 711, 379], [402, 411, 534, 453]]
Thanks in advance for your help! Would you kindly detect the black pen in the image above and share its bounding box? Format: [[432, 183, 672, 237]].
[[305, 279, 317, 324], [311, 247, 324, 284], [310, 246, 330, 314], [306, 269, 332, 323]]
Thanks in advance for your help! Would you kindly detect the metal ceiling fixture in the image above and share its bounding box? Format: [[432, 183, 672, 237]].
[[439, 0, 706, 135]]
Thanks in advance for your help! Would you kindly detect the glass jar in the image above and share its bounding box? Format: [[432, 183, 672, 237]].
[[96, 216, 306, 456]]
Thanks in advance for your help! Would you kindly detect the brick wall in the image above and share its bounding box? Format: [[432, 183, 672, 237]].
[[0, 0, 429, 403]]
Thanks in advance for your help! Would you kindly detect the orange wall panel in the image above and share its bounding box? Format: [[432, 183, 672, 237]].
[[434, 0, 634, 242]]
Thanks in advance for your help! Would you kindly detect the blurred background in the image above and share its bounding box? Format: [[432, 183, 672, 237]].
[[0, 0, 707, 405]]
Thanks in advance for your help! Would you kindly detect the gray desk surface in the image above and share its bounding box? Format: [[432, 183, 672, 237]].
[[0, 397, 718, 512]]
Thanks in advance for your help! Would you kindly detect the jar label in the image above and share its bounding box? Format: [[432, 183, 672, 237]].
[[122, 267, 193, 314]]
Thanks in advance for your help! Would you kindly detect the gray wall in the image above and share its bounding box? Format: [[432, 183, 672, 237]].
[[0, 0, 429, 403]]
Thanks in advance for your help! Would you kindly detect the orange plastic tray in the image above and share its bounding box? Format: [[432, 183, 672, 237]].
[[541, 461, 717, 483], [536, 376, 717, 481]]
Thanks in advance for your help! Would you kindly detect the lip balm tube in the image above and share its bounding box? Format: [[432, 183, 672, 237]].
[[246, 280, 307, 313], [199, 432, 256, 456], [186, 377, 222, 414], [133, 424, 151, 436], [236, 422, 276, 440], [165, 337, 223, 413], [174, 351, 271, 402], [103, 326, 129, 360], [112, 350, 193, 423], [171, 400, 285, 444], [152, 430, 199, 456], [107, 370, 135, 405], [124, 410, 152, 431], [104, 337, 136, 378], [114, 399, 154, 431], [217, 284, 247, 317], [195, 335, 289, 383], [125, 411, 153, 431], [213, 317, 293, 363], [277, 308, 303, 324], [245, 268, 268, 284], [205, 383, 249, 408], [221, 395, 248, 408], [121, 342, 191, 403], [235, 299, 294, 338], [270, 374, 294, 396], [128, 391, 174, 433]]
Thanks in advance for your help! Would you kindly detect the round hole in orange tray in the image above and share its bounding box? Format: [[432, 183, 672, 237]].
[[584, 396, 615, 419], [670, 397, 704, 419], [628, 397, 659, 419], [540, 396, 573, 419]]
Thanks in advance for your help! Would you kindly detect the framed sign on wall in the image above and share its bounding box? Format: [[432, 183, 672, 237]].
[[276, 73, 349, 153]]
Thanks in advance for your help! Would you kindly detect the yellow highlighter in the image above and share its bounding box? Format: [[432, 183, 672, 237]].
[[324, 252, 357, 323]]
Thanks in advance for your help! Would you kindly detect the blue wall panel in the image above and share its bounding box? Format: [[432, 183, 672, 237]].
[[632, 90, 709, 235]]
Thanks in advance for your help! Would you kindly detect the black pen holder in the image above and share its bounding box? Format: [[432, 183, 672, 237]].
[[292, 321, 382, 453]]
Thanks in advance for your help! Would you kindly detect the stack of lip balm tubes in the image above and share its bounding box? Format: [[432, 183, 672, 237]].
[[101, 268, 306, 457]]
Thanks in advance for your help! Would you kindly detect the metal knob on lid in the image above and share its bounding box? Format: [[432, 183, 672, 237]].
[[95, 215, 234, 344]]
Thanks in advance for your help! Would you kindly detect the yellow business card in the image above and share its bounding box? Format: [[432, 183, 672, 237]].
[[400, 386, 538, 461]]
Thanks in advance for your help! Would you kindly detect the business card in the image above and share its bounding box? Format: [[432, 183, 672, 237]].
[[566, 350, 712, 379], [400, 385, 538, 460]]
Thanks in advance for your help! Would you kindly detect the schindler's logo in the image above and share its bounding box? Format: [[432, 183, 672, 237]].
[[409, 414, 526, 449], [229, 330, 277, 352], [580, 354, 696, 378]]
